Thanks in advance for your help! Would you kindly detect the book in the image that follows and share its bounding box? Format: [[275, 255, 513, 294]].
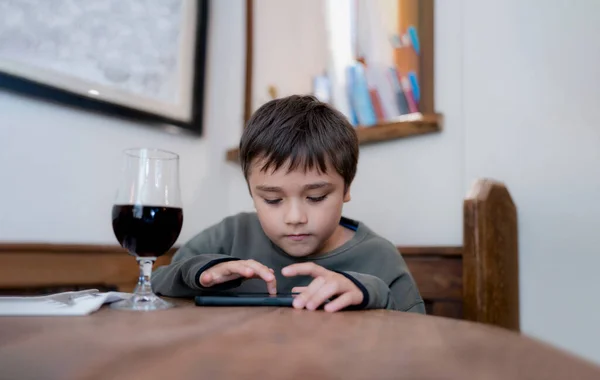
[[388, 67, 410, 115], [348, 62, 377, 126]]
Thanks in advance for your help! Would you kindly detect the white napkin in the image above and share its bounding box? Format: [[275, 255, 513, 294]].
[[0, 290, 131, 316]]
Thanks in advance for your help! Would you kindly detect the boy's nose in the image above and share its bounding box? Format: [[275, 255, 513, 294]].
[[284, 202, 308, 225]]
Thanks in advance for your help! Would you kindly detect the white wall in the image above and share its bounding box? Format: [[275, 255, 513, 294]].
[[463, 0, 600, 364], [0, 0, 246, 244]]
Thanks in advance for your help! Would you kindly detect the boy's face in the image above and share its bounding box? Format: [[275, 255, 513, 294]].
[[248, 158, 352, 258]]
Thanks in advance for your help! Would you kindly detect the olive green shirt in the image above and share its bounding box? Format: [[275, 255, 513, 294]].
[[152, 212, 425, 313]]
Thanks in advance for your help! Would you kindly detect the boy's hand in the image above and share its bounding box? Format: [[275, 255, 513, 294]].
[[199, 260, 277, 295], [282, 263, 364, 312]]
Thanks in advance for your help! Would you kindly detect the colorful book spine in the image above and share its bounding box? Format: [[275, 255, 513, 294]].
[[399, 73, 419, 113], [408, 71, 420, 104], [363, 63, 386, 121], [345, 66, 360, 126], [348, 63, 377, 126], [388, 67, 410, 115]]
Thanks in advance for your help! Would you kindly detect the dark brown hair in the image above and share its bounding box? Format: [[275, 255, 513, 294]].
[[240, 95, 359, 191]]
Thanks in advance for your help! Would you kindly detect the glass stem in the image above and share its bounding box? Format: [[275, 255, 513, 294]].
[[135, 258, 156, 297]]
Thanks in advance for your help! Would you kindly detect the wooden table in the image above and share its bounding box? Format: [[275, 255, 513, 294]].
[[1, 300, 599, 380]]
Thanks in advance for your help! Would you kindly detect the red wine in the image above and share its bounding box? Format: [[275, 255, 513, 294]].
[[112, 205, 183, 257]]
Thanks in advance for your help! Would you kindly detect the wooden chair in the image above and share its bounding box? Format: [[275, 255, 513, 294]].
[[402, 178, 519, 331], [0, 179, 519, 331], [463, 178, 519, 331]]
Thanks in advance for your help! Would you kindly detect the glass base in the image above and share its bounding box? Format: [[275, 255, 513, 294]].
[[110, 293, 174, 311]]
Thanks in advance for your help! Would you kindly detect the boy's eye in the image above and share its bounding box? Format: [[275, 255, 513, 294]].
[[264, 198, 281, 205], [307, 195, 327, 203]]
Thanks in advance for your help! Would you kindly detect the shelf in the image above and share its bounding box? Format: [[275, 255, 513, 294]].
[[225, 113, 442, 163]]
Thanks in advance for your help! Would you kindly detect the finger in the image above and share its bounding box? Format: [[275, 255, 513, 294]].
[[223, 261, 255, 277], [244, 261, 277, 295], [199, 271, 242, 287], [243, 260, 275, 282], [282, 263, 328, 278], [324, 292, 357, 313], [291, 286, 308, 294], [211, 273, 245, 285], [293, 277, 326, 309], [210, 261, 254, 284], [306, 280, 340, 311], [199, 271, 213, 287], [266, 280, 277, 295]]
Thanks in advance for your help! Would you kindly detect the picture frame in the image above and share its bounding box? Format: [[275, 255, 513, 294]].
[[0, 0, 209, 135]]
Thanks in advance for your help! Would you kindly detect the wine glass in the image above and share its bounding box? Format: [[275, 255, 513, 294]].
[[111, 148, 184, 311]]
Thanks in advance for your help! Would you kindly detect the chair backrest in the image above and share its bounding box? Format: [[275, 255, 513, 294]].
[[463, 178, 520, 331]]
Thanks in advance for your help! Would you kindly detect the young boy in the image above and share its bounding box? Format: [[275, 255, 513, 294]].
[[152, 95, 424, 313]]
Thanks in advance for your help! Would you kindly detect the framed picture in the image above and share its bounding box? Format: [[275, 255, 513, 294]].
[[0, 0, 209, 135]]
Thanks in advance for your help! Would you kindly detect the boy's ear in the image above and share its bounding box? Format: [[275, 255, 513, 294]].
[[343, 187, 352, 203]]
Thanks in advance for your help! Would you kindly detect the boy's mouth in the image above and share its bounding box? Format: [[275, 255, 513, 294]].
[[285, 234, 311, 241]]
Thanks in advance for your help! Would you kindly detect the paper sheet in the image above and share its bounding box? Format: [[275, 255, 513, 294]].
[[0, 292, 131, 316]]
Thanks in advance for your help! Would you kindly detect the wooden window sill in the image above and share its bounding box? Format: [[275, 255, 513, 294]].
[[225, 113, 442, 163]]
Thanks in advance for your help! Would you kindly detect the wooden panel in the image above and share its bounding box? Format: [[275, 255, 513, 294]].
[[418, 0, 435, 114], [1, 243, 463, 303], [463, 179, 520, 331], [401, 246, 463, 319], [0, 244, 175, 292], [404, 256, 462, 300], [226, 147, 241, 162], [356, 113, 442, 145], [431, 300, 463, 319], [398, 246, 462, 257]]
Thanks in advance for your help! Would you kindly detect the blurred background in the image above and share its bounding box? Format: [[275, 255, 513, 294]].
[[0, 0, 599, 366]]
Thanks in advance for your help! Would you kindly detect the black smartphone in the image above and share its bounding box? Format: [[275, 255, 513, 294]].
[[194, 292, 298, 307]]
